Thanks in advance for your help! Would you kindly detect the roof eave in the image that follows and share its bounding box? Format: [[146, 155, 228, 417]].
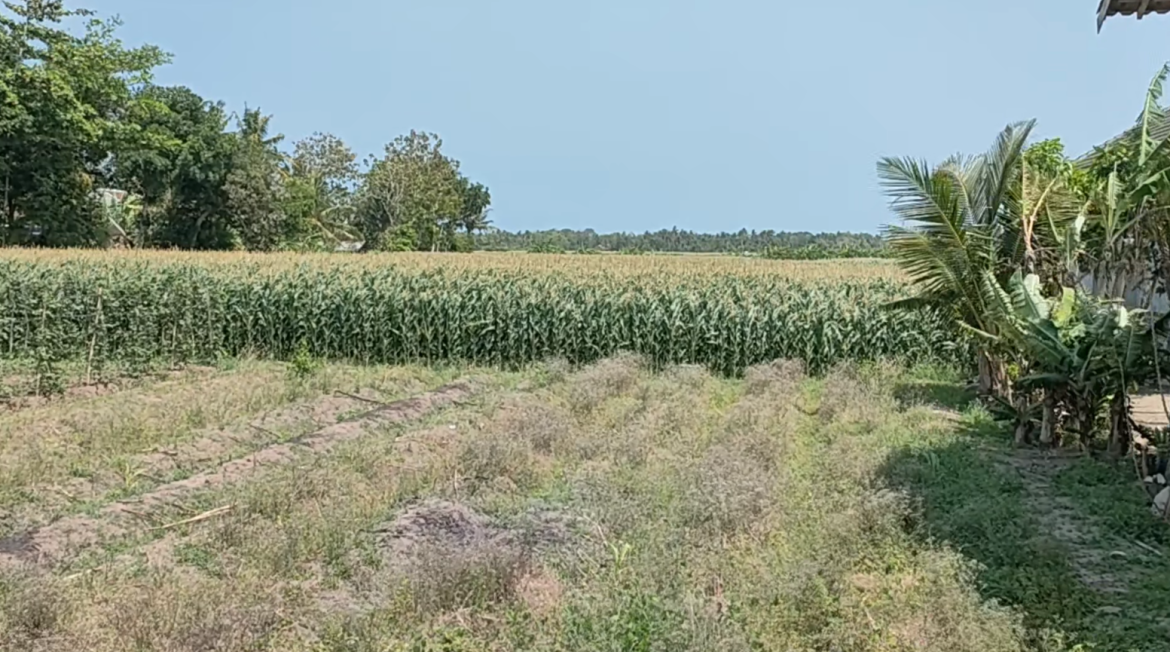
[[1099, 0, 1170, 31]]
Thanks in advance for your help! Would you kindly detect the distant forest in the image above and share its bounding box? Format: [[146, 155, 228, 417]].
[[474, 228, 890, 258]]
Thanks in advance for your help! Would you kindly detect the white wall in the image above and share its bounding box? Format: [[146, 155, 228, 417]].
[[1078, 273, 1169, 313]]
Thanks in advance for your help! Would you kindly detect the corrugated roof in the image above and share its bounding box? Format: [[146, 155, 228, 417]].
[[1098, 0, 1170, 31]]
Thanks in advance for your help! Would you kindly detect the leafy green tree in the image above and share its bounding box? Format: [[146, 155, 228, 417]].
[[109, 85, 237, 249], [0, 3, 495, 253], [279, 172, 356, 249], [0, 0, 168, 246], [279, 132, 361, 249], [456, 176, 492, 234], [115, 97, 296, 251], [290, 132, 359, 193], [356, 130, 469, 251], [224, 107, 286, 250]]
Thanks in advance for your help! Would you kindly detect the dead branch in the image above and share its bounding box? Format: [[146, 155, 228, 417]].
[[1134, 539, 1164, 557]]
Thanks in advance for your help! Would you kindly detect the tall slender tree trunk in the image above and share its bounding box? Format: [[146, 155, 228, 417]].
[[189, 214, 205, 250]]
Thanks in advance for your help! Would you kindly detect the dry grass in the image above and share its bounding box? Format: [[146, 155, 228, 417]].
[[743, 358, 806, 396], [564, 352, 644, 416], [0, 361, 450, 538], [0, 356, 1162, 651]]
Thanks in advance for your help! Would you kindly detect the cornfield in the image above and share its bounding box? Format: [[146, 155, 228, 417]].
[[0, 250, 959, 376]]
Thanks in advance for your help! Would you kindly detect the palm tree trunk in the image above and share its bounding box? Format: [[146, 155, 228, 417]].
[[978, 353, 994, 395]]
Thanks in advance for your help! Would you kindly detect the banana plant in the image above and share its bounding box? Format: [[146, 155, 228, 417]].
[[95, 188, 144, 248], [1079, 64, 1170, 305], [978, 271, 1169, 451]]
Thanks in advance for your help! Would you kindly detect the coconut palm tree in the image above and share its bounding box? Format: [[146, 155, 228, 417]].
[[878, 121, 1034, 395], [878, 117, 1088, 397], [278, 160, 361, 249]]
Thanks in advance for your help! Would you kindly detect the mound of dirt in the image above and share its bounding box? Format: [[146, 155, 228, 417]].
[[370, 499, 590, 614], [374, 499, 586, 560], [374, 499, 518, 564], [371, 500, 535, 612]]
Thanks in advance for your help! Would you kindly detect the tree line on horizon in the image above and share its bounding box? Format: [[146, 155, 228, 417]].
[[474, 228, 890, 257]]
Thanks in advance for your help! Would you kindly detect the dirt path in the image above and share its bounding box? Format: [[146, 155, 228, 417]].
[[0, 380, 478, 569], [995, 449, 1165, 597]]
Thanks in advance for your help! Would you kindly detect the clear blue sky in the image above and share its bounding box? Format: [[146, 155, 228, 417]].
[[84, 0, 1169, 234]]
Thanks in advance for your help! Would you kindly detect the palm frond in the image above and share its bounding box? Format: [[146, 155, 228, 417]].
[[877, 157, 967, 245], [975, 120, 1036, 228], [956, 320, 1001, 342], [937, 155, 978, 218], [884, 225, 976, 302]]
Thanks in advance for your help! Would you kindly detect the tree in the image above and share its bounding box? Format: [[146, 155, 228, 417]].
[[1078, 64, 1170, 308], [471, 228, 888, 255], [879, 122, 1033, 397], [879, 64, 1170, 453], [982, 271, 1169, 453], [224, 107, 286, 250], [0, 0, 168, 246], [279, 132, 361, 249], [355, 130, 466, 251], [290, 132, 359, 194], [0, 3, 497, 253], [878, 121, 1081, 398], [456, 176, 491, 232], [109, 85, 237, 249]]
